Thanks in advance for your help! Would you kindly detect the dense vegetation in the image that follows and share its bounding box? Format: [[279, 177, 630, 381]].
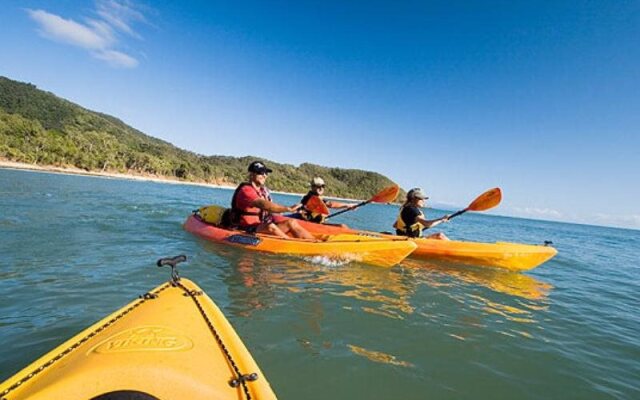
[[0, 76, 403, 200]]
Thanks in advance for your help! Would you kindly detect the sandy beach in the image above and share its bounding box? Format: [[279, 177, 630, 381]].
[[0, 159, 362, 201]]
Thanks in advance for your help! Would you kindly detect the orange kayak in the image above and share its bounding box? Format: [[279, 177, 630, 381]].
[[184, 215, 417, 268], [290, 218, 557, 272]]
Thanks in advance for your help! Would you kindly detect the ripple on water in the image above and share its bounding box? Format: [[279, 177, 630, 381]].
[[1, 169, 639, 399]]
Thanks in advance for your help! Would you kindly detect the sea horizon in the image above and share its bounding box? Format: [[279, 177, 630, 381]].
[[1, 161, 636, 233]]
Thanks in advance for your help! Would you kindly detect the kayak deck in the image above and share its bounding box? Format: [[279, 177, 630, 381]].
[[409, 238, 557, 271], [184, 215, 416, 268], [0, 278, 277, 400]]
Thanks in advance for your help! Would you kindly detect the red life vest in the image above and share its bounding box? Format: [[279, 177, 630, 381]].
[[230, 183, 272, 227]]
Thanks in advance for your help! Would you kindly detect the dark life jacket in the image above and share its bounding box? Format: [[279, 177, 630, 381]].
[[394, 205, 423, 238]]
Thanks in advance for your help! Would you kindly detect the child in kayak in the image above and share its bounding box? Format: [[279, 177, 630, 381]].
[[394, 188, 450, 240], [230, 161, 314, 240], [293, 177, 357, 223]]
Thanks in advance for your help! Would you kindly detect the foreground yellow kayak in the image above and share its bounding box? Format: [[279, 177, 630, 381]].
[[184, 214, 417, 268], [0, 256, 277, 400]]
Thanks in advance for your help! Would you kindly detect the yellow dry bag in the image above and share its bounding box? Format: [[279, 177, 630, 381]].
[[198, 205, 228, 225]]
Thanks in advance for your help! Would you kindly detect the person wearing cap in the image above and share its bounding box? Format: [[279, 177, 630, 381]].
[[393, 188, 450, 240], [229, 161, 314, 239], [294, 177, 357, 223]]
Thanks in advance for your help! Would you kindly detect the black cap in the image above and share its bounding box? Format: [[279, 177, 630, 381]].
[[248, 161, 273, 174]]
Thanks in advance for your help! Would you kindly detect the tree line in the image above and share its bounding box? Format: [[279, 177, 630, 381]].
[[0, 76, 404, 200]]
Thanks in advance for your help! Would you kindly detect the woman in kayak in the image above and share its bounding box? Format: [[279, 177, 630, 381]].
[[294, 177, 357, 223], [394, 188, 450, 240], [230, 161, 314, 240]]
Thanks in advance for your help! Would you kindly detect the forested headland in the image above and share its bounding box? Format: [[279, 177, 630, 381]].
[[0, 76, 404, 200]]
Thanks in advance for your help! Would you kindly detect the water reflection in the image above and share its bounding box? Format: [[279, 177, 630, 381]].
[[201, 238, 553, 346], [348, 344, 414, 368], [402, 259, 553, 301], [221, 251, 418, 320], [402, 259, 553, 339]]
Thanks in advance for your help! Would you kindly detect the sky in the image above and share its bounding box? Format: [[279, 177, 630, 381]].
[[1, 1, 639, 229]]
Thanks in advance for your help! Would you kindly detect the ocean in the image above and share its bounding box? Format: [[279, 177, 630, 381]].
[[0, 167, 638, 399]]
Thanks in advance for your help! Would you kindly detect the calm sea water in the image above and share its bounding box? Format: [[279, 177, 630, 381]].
[[1, 168, 638, 399]]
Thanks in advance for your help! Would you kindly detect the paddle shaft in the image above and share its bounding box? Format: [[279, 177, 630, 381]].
[[447, 209, 467, 220], [326, 200, 371, 219]]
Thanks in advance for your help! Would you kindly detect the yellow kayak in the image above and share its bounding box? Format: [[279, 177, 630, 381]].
[[184, 214, 417, 268], [406, 238, 557, 271], [292, 219, 557, 271], [0, 256, 277, 400]]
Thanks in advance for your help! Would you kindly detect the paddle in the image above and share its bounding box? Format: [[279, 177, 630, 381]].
[[445, 187, 502, 221], [325, 185, 400, 220]]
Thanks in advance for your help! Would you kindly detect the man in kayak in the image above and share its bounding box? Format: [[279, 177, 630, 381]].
[[293, 177, 357, 223], [230, 161, 315, 240], [394, 188, 450, 240]]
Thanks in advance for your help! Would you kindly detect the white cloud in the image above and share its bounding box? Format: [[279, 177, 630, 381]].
[[508, 206, 640, 230], [93, 49, 139, 68], [27, 9, 112, 50], [511, 206, 563, 219], [591, 213, 640, 230], [96, 0, 146, 39], [26, 1, 150, 68]]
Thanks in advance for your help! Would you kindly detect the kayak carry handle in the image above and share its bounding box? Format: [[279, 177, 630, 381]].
[[157, 255, 187, 283], [157, 255, 187, 268]]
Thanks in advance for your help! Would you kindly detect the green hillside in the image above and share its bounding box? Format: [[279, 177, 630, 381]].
[[0, 76, 404, 200]]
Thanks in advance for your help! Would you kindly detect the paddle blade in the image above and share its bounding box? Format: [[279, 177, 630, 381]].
[[371, 185, 400, 203], [306, 195, 330, 215], [467, 187, 502, 211]]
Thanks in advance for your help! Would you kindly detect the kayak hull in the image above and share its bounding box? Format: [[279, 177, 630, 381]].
[[184, 215, 416, 268], [292, 219, 557, 271], [407, 238, 557, 271], [0, 278, 277, 400]]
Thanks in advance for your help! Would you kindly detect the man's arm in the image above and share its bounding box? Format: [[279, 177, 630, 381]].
[[251, 198, 299, 213], [325, 200, 356, 209]]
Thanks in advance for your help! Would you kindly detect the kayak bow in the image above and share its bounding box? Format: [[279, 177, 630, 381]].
[[0, 256, 278, 400]]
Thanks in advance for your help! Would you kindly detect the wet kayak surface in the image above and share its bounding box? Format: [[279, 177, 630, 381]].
[[1, 168, 639, 399]]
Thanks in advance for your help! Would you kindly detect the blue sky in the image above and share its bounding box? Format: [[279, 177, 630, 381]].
[[1, 1, 639, 229]]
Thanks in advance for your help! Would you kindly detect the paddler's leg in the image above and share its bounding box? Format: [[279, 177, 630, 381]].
[[276, 219, 315, 240], [426, 232, 450, 240], [256, 222, 291, 239]]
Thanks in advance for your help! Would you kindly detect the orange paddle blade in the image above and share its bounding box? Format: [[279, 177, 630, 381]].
[[467, 187, 502, 211], [370, 185, 400, 203], [306, 195, 330, 215]]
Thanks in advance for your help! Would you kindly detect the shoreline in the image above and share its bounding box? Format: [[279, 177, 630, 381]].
[[0, 160, 360, 201], [2, 160, 638, 231]]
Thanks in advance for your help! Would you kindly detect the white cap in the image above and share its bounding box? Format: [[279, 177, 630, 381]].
[[407, 188, 428, 200], [310, 177, 325, 187]]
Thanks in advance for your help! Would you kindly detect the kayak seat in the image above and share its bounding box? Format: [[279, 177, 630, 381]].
[[91, 390, 160, 400]]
